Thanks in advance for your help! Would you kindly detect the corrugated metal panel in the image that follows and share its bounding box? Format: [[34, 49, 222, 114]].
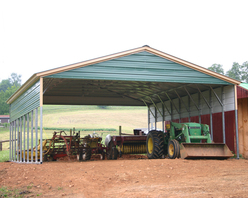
[[10, 80, 40, 121], [45, 52, 231, 85], [237, 86, 248, 99], [239, 83, 248, 90], [150, 85, 235, 123]]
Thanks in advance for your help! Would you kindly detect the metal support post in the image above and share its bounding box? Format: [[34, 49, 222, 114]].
[[40, 106, 43, 164], [210, 86, 225, 144], [20, 117, 22, 162], [142, 99, 155, 118], [23, 115, 25, 162], [31, 110, 34, 162], [171, 102, 173, 121], [188, 95, 191, 122], [221, 86, 226, 144], [11, 122, 14, 161], [9, 122, 11, 161], [210, 89, 213, 140], [155, 107, 157, 130], [156, 94, 171, 115], [27, 113, 29, 163], [162, 103, 165, 132], [174, 90, 190, 121], [35, 108, 38, 163], [148, 96, 163, 118], [234, 85, 239, 159], [165, 93, 180, 116], [178, 97, 181, 123], [148, 108, 150, 132], [184, 86, 200, 112], [17, 119, 19, 162], [14, 120, 16, 161], [198, 92, 201, 124]]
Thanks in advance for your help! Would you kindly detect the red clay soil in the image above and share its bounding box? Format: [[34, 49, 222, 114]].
[[1, 155, 248, 198]]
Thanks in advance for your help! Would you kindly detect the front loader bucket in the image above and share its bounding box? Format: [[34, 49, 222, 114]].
[[180, 143, 234, 159]]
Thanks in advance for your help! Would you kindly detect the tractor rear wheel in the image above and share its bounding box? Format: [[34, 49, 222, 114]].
[[146, 130, 164, 159], [168, 139, 180, 159]]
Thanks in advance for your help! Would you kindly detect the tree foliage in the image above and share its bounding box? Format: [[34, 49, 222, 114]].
[[208, 62, 248, 83], [9, 73, 22, 87], [0, 73, 22, 115], [207, 64, 224, 75], [226, 61, 248, 82], [0, 85, 19, 115], [0, 79, 12, 92]]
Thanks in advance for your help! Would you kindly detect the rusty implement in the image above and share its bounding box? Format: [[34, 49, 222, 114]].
[[112, 135, 147, 155], [180, 143, 234, 159]]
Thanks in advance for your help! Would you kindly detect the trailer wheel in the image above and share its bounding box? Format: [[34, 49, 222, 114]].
[[146, 130, 164, 159], [100, 152, 105, 160], [168, 140, 180, 159], [83, 149, 91, 161]]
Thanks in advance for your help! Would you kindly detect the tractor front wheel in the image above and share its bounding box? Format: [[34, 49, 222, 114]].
[[146, 130, 164, 159], [168, 140, 180, 159]]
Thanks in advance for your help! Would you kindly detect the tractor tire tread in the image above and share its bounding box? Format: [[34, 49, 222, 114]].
[[168, 139, 180, 159], [146, 130, 164, 159]]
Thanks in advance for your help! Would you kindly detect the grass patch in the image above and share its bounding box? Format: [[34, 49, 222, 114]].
[[0, 127, 9, 134], [0, 186, 25, 197], [57, 187, 63, 190], [0, 150, 9, 162]]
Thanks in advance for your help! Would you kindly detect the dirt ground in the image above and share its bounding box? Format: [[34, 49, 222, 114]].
[[1, 155, 248, 198]]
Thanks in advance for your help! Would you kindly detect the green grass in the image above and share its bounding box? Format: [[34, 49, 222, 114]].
[[0, 186, 24, 198], [41, 105, 147, 134], [0, 150, 9, 162]]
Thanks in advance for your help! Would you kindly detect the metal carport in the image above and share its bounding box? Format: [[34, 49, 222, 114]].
[[6, 45, 241, 164]]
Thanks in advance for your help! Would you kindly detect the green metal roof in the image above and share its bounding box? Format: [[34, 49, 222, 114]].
[[46, 51, 231, 85], [239, 83, 248, 90], [7, 46, 240, 108]]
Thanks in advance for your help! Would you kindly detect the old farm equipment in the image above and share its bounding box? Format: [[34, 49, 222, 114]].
[[146, 122, 233, 159], [21, 139, 49, 161], [44, 131, 81, 161], [46, 131, 107, 161], [78, 133, 106, 161], [21, 131, 107, 161], [105, 131, 147, 159]]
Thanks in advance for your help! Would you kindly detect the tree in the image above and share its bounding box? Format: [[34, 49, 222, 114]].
[[0, 85, 19, 115], [240, 61, 248, 82], [207, 64, 224, 75], [9, 73, 22, 87], [0, 79, 12, 92], [0, 73, 22, 115], [225, 62, 248, 82]]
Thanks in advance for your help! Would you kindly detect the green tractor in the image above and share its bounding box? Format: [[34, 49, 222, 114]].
[[146, 122, 233, 159]]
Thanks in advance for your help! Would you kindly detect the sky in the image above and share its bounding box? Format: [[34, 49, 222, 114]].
[[0, 0, 247, 84]]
